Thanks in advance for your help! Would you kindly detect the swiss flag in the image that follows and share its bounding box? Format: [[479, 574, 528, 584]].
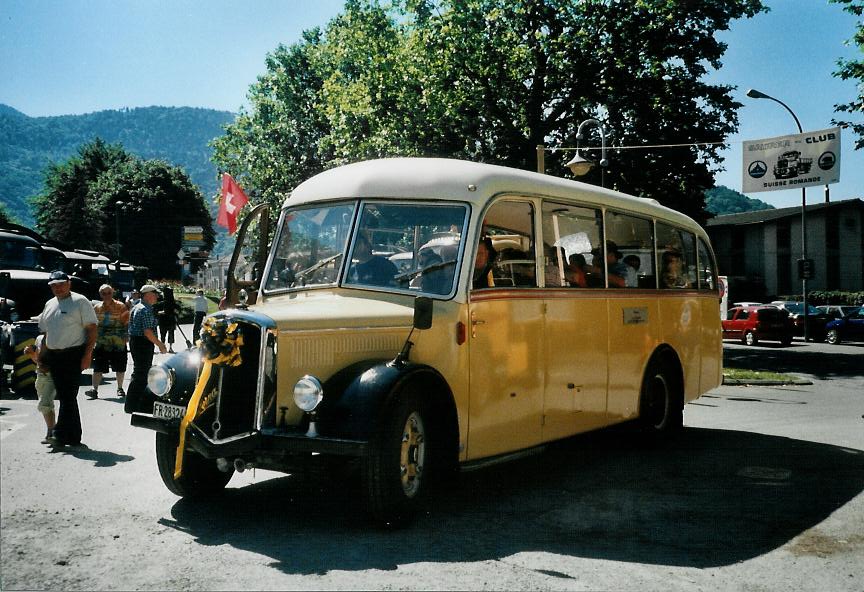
[[217, 173, 250, 234]]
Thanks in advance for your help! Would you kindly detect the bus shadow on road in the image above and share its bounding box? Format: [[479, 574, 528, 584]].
[[160, 426, 864, 572]]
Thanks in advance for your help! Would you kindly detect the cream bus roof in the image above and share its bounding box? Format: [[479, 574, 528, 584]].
[[287, 158, 701, 233]]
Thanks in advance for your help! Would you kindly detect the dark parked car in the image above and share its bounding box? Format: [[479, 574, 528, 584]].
[[825, 307, 864, 344], [817, 305, 860, 320], [722, 306, 794, 346], [770, 301, 830, 341]]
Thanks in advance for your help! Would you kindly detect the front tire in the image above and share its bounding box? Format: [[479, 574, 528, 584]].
[[639, 357, 683, 437], [155, 432, 234, 497], [362, 391, 430, 527], [826, 329, 840, 345]]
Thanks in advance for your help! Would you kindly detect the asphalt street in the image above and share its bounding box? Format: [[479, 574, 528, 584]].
[[1, 330, 862, 590]]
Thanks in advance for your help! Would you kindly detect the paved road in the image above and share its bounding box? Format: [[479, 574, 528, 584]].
[[1, 333, 862, 590]]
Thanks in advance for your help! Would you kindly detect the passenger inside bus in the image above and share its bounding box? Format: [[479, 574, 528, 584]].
[[472, 236, 497, 289], [660, 249, 691, 289], [587, 240, 627, 288], [349, 232, 398, 286], [418, 249, 448, 294], [565, 253, 588, 287]]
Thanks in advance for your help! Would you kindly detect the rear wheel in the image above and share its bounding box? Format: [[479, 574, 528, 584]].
[[639, 357, 683, 437], [826, 329, 840, 345], [155, 432, 234, 497], [362, 391, 431, 527], [780, 334, 792, 347], [744, 331, 758, 346]]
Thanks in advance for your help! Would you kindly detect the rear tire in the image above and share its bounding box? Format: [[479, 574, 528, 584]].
[[744, 331, 758, 346], [780, 334, 792, 347], [826, 329, 840, 345], [155, 432, 234, 497], [639, 357, 683, 437], [362, 391, 431, 527]]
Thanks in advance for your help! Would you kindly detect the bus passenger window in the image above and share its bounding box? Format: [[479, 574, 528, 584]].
[[480, 201, 536, 288], [656, 223, 697, 289], [605, 211, 655, 288], [541, 201, 602, 288], [697, 238, 717, 290]]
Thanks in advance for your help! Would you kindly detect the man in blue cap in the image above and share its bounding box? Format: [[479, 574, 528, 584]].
[[125, 284, 167, 414], [37, 271, 98, 448]]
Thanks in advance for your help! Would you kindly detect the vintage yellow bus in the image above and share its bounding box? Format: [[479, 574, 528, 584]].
[[127, 158, 722, 525]]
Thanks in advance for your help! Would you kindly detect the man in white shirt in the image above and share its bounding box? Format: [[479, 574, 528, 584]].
[[38, 271, 98, 448], [192, 288, 208, 341]]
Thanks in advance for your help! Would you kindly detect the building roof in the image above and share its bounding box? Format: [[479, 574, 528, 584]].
[[706, 198, 864, 227]]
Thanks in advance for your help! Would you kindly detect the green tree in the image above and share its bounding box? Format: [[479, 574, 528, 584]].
[[831, 0, 864, 150], [214, 0, 766, 224], [33, 138, 130, 249], [33, 138, 214, 278], [705, 185, 774, 215], [0, 202, 15, 226], [90, 158, 216, 278], [211, 28, 331, 222]]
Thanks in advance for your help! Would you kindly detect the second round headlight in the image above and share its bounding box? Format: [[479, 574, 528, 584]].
[[293, 375, 324, 412], [147, 365, 175, 398]]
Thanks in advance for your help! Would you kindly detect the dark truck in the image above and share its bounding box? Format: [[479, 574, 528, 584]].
[[773, 150, 813, 179], [0, 226, 134, 395]]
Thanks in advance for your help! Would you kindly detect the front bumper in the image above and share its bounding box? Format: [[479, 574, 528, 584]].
[[130, 413, 368, 459]]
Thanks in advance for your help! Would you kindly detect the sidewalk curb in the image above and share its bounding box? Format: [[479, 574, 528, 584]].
[[722, 377, 813, 386]]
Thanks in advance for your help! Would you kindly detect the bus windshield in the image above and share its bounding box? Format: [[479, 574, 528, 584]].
[[264, 201, 467, 297]]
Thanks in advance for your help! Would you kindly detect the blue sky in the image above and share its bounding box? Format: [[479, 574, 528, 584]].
[[2, 0, 861, 208]]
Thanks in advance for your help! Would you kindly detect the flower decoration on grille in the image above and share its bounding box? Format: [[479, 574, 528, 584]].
[[199, 316, 244, 367]]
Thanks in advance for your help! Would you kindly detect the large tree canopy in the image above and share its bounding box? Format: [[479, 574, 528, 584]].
[[213, 0, 766, 224], [832, 0, 864, 150], [33, 139, 215, 278]]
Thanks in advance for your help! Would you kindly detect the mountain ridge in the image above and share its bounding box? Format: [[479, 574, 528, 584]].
[[0, 103, 235, 226]]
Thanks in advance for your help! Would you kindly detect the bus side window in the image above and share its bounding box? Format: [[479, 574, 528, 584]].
[[541, 201, 602, 288], [481, 201, 537, 288], [656, 223, 697, 289], [605, 211, 655, 289], [697, 238, 717, 290]]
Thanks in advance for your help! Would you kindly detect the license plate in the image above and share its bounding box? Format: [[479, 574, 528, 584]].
[[153, 401, 186, 420]]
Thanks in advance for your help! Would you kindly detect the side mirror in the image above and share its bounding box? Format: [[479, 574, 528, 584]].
[[413, 296, 433, 330]]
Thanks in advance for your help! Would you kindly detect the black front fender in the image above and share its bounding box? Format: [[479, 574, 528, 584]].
[[318, 360, 449, 440], [125, 348, 203, 414]]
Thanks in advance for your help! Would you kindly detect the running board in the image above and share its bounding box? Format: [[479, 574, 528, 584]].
[[459, 445, 547, 472]]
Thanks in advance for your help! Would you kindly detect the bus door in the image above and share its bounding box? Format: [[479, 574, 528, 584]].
[[467, 200, 544, 460], [540, 202, 609, 440]]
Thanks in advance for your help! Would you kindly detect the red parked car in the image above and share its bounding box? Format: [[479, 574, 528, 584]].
[[722, 306, 794, 346]]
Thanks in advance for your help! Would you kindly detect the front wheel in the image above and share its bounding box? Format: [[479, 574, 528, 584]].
[[362, 391, 431, 527], [826, 329, 840, 345], [639, 357, 683, 437], [155, 432, 234, 497]]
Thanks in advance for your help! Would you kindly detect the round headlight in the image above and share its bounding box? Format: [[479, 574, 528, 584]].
[[293, 375, 323, 412], [147, 365, 174, 398]]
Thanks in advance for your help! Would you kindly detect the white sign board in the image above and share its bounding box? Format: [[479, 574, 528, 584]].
[[742, 127, 840, 193]]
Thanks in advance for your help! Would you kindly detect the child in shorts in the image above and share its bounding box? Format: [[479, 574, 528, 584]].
[[24, 335, 56, 444]]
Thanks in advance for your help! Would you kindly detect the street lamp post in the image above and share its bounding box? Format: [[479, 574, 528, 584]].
[[746, 88, 810, 341], [114, 201, 123, 261], [565, 119, 608, 187]]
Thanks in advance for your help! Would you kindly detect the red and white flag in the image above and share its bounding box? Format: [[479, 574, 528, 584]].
[[217, 173, 250, 234]]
